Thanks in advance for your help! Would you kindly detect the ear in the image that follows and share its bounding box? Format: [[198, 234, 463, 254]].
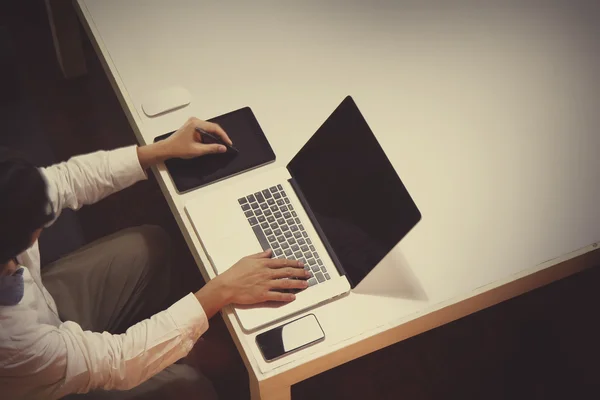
[[29, 228, 43, 246]]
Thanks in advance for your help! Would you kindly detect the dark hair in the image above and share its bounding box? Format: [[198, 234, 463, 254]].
[[0, 147, 54, 264]]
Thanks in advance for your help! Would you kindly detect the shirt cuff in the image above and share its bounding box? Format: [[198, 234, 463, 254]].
[[167, 293, 209, 340], [109, 146, 147, 186]]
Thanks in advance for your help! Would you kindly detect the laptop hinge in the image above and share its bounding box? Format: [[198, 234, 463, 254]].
[[287, 177, 349, 282]]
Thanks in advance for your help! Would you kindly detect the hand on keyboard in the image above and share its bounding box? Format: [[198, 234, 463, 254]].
[[212, 249, 310, 304]]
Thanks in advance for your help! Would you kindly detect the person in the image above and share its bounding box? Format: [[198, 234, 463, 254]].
[[0, 117, 310, 400]]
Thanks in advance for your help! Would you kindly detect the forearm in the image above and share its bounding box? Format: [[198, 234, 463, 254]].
[[194, 278, 231, 319], [136, 141, 172, 170]]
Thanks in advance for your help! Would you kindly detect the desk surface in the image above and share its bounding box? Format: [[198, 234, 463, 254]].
[[78, 0, 600, 381]]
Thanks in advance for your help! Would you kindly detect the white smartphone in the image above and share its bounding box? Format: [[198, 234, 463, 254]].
[[255, 314, 325, 361]]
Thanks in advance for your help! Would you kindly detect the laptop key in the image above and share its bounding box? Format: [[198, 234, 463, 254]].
[[284, 249, 293, 257], [295, 218, 301, 224], [297, 238, 306, 245], [309, 245, 315, 252], [280, 206, 288, 212], [299, 258, 306, 265], [264, 210, 272, 216], [308, 278, 317, 287], [247, 194, 256, 203], [294, 232, 302, 239], [244, 211, 253, 218], [281, 224, 289, 231], [275, 248, 283, 256], [255, 192, 265, 203], [277, 218, 285, 225], [300, 245, 309, 252], [251, 202, 259, 210], [321, 266, 328, 273], [251, 225, 270, 251], [283, 212, 291, 219], [260, 203, 269, 210], [294, 251, 303, 259], [299, 225, 304, 231], [285, 198, 291, 205], [290, 225, 298, 232], [270, 223, 278, 229], [258, 216, 266, 223], [267, 199, 275, 205], [276, 199, 285, 206], [277, 184, 283, 190], [314, 252, 319, 259], [302, 232, 308, 238], [310, 265, 320, 273], [292, 211, 297, 217], [281, 242, 289, 249], [277, 235, 285, 243], [324, 273, 331, 280], [267, 216, 275, 223], [262, 189, 272, 199], [306, 238, 312, 245], [317, 259, 323, 266], [288, 238, 296, 246], [264, 228, 272, 236], [282, 191, 287, 197], [254, 209, 263, 216], [272, 242, 280, 249], [309, 257, 317, 265], [239, 197, 248, 205], [315, 272, 325, 283], [248, 217, 258, 225], [274, 192, 281, 199], [284, 231, 292, 238], [267, 235, 276, 242], [306, 251, 313, 259], [261, 222, 270, 230], [291, 244, 300, 252], [270, 186, 278, 193], [241, 204, 250, 211], [274, 211, 282, 219], [270, 205, 278, 212], [274, 229, 282, 236]]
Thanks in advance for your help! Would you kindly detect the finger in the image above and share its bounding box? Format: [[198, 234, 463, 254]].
[[197, 143, 226, 154], [247, 249, 272, 259], [265, 257, 304, 269], [205, 122, 232, 146], [270, 277, 310, 290], [264, 291, 296, 302], [271, 266, 311, 280]]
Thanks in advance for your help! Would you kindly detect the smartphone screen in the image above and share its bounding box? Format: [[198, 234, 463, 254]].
[[256, 314, 325, 361]]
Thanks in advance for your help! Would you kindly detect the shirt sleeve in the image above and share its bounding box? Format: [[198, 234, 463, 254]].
[[41, 146, 147, 222], [16, 294, 208, 399]]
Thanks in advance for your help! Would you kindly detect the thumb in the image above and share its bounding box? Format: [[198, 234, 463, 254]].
[[196, 143, 226, 155]]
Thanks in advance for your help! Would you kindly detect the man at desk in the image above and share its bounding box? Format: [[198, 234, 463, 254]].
[[0, 118, 310, 400]]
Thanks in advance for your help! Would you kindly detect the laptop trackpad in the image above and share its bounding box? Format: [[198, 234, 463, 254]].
[[207, 231, 263, 275]]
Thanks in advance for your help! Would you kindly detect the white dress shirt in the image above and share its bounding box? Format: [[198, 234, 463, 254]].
[[0, 146, 209, 400]]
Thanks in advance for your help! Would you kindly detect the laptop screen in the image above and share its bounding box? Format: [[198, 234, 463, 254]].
[[287, 96, 421, 287]]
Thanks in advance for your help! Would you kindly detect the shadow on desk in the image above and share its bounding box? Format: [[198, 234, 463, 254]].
[[353, 247, 428, 301]]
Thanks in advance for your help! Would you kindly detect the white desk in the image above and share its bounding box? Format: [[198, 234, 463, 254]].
[[76, 1, 600, 398]]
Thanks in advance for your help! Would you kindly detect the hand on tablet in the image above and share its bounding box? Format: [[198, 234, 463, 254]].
[[165, 117, 233, 159]]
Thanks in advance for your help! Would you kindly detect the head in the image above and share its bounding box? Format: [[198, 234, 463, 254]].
[[0, 147, 54, 271]]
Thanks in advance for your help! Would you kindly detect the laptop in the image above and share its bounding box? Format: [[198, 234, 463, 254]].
[[185, 96, 421, 331]]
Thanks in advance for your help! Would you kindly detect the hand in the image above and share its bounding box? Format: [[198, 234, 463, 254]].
[[164, 117, 233, 159], [136, 117, 233, 169], [194, 250, 310, 318]]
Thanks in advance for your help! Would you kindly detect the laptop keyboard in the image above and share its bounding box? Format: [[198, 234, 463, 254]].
[[238, 184, 330, 287]]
